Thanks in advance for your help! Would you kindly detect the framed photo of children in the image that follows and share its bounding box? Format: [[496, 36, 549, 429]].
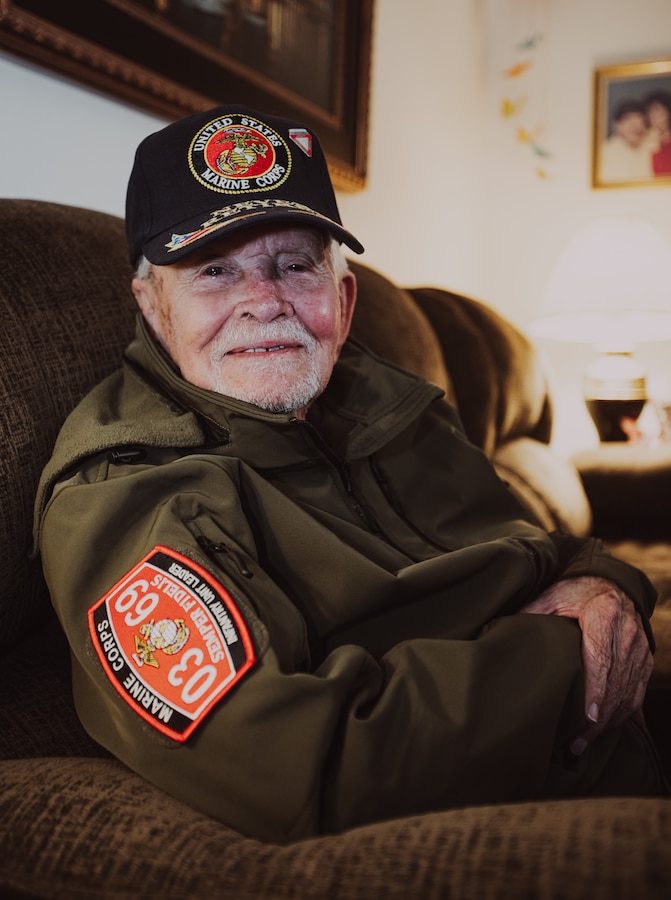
[[592, 58, 671, 189]]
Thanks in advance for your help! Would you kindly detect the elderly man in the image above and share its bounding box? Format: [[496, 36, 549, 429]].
[[36, 105, 666, 843]]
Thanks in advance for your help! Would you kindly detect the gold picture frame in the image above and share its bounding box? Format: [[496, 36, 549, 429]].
[[0, 0, 373, 191], [592, 58, 671, 189]]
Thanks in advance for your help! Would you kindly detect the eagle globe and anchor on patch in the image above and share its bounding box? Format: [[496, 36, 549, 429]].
[[188, 113, 295, 194]]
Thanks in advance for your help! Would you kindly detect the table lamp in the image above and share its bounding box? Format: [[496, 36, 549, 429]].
[[530, 218, 671, 442]]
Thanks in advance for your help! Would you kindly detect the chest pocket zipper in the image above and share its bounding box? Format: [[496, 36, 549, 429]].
[[196, 535, 254, 580]]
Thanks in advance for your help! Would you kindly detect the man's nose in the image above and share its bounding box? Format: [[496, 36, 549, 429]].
[[235, 269, 294, 322]]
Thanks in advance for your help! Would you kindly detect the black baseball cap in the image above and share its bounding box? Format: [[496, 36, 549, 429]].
[[125, 104, 364, 266]]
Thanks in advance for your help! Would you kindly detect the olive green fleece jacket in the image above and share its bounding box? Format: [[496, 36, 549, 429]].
[[34, 316, 662, 843]]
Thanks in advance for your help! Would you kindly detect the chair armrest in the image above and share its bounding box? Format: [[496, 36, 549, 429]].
[[573, 444, 671, 541], [492, 437, 593, 536]]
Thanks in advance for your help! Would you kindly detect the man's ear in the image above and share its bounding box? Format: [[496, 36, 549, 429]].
[[132, 276, 158, 325], [337, 269, 357, 348]]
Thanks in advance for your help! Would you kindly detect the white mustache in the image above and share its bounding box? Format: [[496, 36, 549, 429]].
[[211, 318, 318, 360]]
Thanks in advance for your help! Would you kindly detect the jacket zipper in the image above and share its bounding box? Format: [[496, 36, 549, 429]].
[[339, 462, 382, 534], [293, 420, 384, 535], [196, 535, 254, 579]]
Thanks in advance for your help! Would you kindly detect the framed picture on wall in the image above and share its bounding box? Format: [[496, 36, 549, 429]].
[[592, 58, 671, 189], [0, 0, 373, 190]]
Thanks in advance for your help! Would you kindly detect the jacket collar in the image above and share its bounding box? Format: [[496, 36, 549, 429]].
[[125, 315, 444, 462]]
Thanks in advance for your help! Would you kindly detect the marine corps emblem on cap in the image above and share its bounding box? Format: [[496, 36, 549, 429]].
[[189, 113, 291, 195]]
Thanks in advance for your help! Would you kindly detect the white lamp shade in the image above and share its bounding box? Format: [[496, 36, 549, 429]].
[[530, 218, 671, 347]]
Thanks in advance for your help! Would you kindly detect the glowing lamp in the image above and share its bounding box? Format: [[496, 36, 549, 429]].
[[530, 218, 671, 441]]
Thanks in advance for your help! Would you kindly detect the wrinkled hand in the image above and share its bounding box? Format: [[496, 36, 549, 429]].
[[520, 576, 653, 755]]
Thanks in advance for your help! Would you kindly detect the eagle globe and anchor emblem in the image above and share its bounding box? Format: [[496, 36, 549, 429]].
[[133, 618, 190, 669], [214, 126, 270, 177], [189, 115, 292, 192]]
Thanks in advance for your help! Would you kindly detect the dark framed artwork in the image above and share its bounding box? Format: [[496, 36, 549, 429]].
[[592, 58, 671, 189], [0, 0, 373, 189]]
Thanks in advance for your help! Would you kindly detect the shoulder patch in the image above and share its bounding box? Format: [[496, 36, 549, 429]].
[[88, 545, 256, 742]]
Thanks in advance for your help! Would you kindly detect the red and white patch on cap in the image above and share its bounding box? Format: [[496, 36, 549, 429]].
[[289, 128, 313, 157], [88, 546, 256, 742]]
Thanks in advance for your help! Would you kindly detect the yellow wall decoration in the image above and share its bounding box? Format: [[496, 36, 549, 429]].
[[498, 4, 554, 179]]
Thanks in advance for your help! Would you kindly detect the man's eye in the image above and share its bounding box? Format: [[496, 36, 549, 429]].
[[280, 257, 319, 276]]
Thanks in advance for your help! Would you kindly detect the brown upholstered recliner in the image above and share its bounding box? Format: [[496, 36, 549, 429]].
[[1, 199, 669, 898]]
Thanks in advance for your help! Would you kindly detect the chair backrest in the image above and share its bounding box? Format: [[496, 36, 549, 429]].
[[0, 199, 136, 652], [347, 261, 553, 457]]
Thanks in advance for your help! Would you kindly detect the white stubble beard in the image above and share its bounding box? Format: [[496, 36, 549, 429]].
[[210, 317, 327, 414]]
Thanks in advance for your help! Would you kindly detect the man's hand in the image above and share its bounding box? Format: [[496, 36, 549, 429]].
[[520, 576, 653, 755]]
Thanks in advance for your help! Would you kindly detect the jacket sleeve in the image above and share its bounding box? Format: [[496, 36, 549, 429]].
[[38, 451, 652, 844], [433, 399, 657, 643]]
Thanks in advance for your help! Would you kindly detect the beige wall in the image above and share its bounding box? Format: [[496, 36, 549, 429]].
[[336, 0, 486, 295], [0, 53, 165, 218]]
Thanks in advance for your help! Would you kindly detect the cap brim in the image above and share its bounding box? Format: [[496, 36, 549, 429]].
[[142, 201, 364, 265]]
